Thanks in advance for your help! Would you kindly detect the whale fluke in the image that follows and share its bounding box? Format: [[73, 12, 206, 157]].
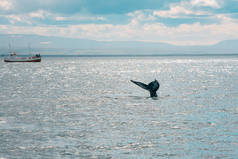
[[130, 79, 160, 97]]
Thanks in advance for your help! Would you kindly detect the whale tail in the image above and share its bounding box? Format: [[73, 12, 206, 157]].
[[130, 80, 160, 97], [130, 80, 150, 91]]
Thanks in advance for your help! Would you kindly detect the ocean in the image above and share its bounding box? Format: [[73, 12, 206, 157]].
[[0, 56, 238, 158]]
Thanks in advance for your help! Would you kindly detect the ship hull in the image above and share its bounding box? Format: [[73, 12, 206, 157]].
[[4, 57, 41, 62]]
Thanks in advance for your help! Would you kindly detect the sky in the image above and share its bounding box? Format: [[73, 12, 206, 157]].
[[0, 0, 238, 45]]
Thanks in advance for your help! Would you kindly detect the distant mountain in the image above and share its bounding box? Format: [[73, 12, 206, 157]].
[[0, 34, 237, 55]]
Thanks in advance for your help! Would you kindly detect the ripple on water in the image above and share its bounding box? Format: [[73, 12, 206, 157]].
[[0, 57, 238, 158]]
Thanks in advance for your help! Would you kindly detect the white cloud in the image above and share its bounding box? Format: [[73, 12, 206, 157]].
[[0, 0, 13, 10], [1, 10, 50, 25], [55, 14, 105, 21], [40, 41, 51, 45], [29, 10, 50, 19], [6, 15, 32, 24], [1, 10, 106, 25], [55, 16, 66, 21], [0, 1, 237, 46], [153, 5, 206, 18], [191, 0, 220, 8], [128, 10, 156, 23], [1, 13, 238, 46], [153, 0, 218, 18]]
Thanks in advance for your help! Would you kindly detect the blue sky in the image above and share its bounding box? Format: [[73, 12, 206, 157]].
[[0, 0, 238, 45]]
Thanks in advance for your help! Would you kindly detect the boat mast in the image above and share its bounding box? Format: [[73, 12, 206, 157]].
[[8, 43, 15, 55], [28, 42, 32, 55], [8, 43, 11, 54]]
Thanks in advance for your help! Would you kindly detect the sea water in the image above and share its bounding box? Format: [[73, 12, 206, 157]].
[[0, 56, 238, 158]]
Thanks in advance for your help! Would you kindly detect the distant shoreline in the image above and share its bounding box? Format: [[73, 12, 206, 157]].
[[1, 53, 238, 58]]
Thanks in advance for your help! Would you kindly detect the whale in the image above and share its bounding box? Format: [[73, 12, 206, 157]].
[[130, 79, 160, 97]]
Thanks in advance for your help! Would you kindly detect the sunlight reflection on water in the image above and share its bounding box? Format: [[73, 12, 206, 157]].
[[0, 56, 238, 158]]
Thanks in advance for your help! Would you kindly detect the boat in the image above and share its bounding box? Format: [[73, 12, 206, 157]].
[[4, 53, 41, 62], [4, 44, 41, 62]]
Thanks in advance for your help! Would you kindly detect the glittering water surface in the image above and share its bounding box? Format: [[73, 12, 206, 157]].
[[0, 56, 238, 158]]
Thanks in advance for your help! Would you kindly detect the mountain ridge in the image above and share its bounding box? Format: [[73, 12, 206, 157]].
[[0, 34, 237, 55]]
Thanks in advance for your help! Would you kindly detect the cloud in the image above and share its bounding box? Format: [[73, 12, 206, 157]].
[[1, 0, 238, 46], [191, 0, 220, 8], [153, 5, 207, 18], [29, 10, 49, 19], [40, 41, 51, 45], [0, 0, 169, 15], [127, 10, 156, 24], [6, 15, 32, 24], [123, 13, 238, 45], [54, 14, 105, 22], [1, 11, 48, 25], [0, 0, 13, 10], [0, 9, 106, 26], [1, 13, 238, 46], [153, 0, 219, 18]]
